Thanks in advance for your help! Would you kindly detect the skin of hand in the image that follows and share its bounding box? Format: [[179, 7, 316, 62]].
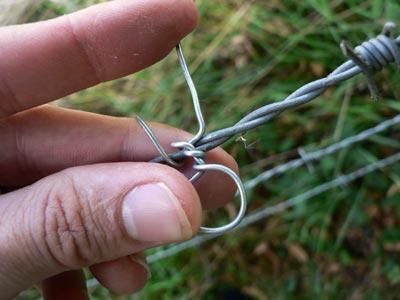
[[0, 0, 239, 299]]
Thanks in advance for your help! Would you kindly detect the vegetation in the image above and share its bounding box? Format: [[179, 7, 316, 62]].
[[19, 0, 400, 299]]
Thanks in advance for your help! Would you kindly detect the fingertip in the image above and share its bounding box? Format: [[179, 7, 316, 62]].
[[67, 0, 199, 81], [64, 162, 203, 241], [178, 0, 200, 34], [0, 0, 200, 117], [90, 256, 149, 295]]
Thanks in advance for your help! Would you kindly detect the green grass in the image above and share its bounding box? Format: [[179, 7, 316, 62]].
[[20, 0, 400, 299]]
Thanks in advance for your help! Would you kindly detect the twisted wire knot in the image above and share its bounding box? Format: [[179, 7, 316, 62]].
[[355, 34, 400, 71], [171, 142, 205, 161], [341, 22, 400, 100], [171, 141, 205, 183]]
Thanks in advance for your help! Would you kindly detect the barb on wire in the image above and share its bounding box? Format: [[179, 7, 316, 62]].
[[340, 40, 380, 100], [151, 22, 400, 164]]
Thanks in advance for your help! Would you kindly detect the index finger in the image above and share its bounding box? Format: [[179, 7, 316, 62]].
[[0, 0, 198, 117]]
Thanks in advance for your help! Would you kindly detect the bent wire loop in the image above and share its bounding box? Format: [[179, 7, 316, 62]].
[[136, 22, 400, 236], [136, 43, 247, 235]]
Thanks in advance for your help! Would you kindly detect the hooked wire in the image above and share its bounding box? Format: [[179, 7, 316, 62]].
[[176, 44, 206, 145], [137, 44, 247, 235]]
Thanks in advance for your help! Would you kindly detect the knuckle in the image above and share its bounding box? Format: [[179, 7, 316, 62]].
[[41, 172, 105, 268]]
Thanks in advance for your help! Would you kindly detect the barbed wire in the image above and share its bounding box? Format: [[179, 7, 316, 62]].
[[147, 151, 400, 263], [88, 23, 400, 288], [137, 22, 400, 236], [151, 22, 400, 164], [245, 113, 400, 190], [138, 21, 400, 260]]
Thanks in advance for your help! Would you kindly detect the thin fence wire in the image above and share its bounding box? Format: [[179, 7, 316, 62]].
[[144, 113, 400, 263], [245, 113, 400, 190], [87, 145, 400, 288], [87, 123, 400, 288], [147, 151, 400, 263]]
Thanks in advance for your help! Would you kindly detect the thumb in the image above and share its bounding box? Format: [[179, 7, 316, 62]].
[[0, 162, 201, 298]]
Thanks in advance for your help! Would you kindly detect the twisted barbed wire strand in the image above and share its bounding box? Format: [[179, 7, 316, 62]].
[[138, 23, 399, 235], [151, 22, 400, 164]]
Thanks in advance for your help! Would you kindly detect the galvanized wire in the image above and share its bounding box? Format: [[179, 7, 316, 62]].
[[90, 23, 400, 287], [144, 112, 400, 262], [147, 151, 400, 263], [138, 23, 400, 236], [245, 113, 400, 190], [138, 44, 250, 235], [151, 23, 400, 164], [86, 116, 400, 288]]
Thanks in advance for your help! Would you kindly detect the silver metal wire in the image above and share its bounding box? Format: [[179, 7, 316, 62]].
[[150, 23, 400, 164], [136, 124, 248, 234], [245, 113, 400, 190], [137, 43, 247, 235], [87, 115, 400, 288], [176, 44, 206, 145], [135, 116, 182, 167], [137, 22, 399, 237], [145, 151, 400, 264], [193, 163, 247, 234]]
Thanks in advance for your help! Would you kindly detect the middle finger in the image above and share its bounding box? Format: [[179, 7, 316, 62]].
[[0, 105, 238, 209]]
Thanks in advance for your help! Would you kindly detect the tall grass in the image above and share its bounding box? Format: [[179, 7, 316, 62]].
[[0, 0, 41, 25]]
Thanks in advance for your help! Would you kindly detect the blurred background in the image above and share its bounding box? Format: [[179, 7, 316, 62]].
[[4, 0, 400, 299]]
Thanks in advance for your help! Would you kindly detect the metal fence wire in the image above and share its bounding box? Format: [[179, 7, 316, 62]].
[[88, 22, 400, 288], [150, 22, 400, 164], [147, 116, 400, 263], [137, 19, 400, 248], [86, 112, 400, 288]]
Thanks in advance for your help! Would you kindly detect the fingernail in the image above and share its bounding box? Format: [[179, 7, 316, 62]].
[[122, 183, 193, 242], [130, 254, 151, 280]]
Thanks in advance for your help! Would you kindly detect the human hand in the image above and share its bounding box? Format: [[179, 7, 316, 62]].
[[0, 1, 238, 299]]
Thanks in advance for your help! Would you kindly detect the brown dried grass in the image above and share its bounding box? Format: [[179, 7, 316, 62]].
[[0, 0, 41, 25]]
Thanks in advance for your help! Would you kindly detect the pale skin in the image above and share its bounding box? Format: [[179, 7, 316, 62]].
[[0, 0, 238, 299]]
